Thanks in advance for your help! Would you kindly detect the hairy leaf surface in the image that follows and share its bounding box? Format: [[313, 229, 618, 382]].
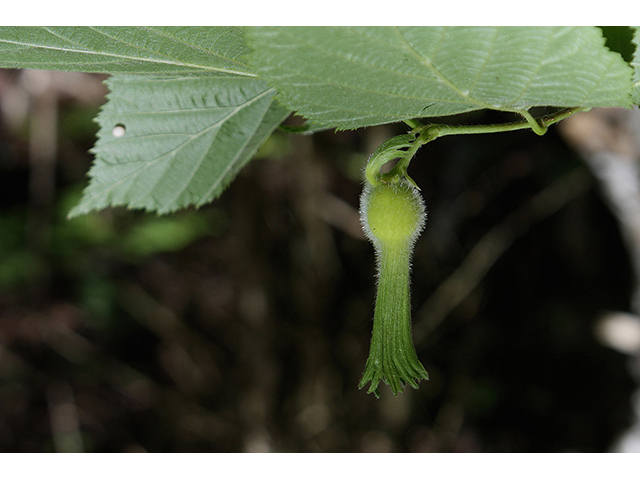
[[631, 26, 640, 104], [0, 26, 252, 75], [247, 26, 634, 130], [68, 74, 289, 216]]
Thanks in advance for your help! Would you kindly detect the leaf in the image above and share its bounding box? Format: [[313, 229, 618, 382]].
[[631, 26, 640, 104], [246, 26, 634, 130], [68, 74, 290, 217], [0, 26, 252, 75]]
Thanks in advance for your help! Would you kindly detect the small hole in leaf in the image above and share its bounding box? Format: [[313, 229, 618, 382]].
[[112, 124, 126, 138]]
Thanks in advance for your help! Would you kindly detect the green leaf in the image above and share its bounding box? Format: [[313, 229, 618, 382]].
[[68, 74, 290, 217], [247, 26, 634, 130], [0, 26, 252, 75], [631, 26, 640, 104]]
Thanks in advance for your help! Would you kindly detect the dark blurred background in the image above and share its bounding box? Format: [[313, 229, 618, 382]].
[[0, 69, 639, 453]]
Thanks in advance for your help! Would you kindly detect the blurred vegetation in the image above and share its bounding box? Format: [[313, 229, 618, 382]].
[[0, 70, 636, 452]]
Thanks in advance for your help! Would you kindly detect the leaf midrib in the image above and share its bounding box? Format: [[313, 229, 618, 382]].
[[0, 27, 256, 77]]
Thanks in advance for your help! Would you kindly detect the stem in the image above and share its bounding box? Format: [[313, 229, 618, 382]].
[[364, 134, 416, 186], [415, 107, 584, 143], [403, 119, 423, 130], [518, 109, 547, 136], [371, 108, 583, 188], [384, 138, 423, 188], [359, 240, 429, 397]]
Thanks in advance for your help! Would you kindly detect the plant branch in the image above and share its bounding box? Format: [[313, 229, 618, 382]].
[[377, 108, 584, 192], [412, 107, 586, 144]]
